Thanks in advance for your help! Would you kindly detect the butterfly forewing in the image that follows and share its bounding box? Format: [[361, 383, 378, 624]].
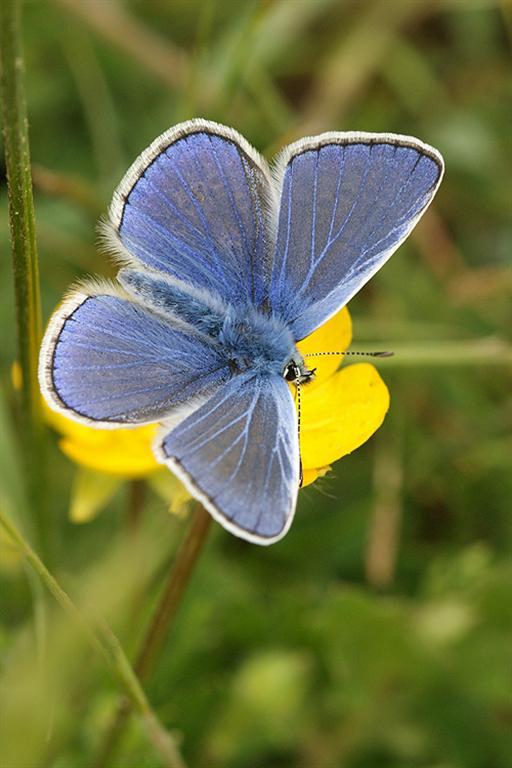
[[269, 134, 444, 340], [109, 120, 274, 309]]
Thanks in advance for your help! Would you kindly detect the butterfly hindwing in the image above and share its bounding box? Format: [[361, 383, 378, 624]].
[[109, 119, 274, 310], [39, 290, 230, 426], [157, 373, 299, 545], [269, 133, 444, 340]]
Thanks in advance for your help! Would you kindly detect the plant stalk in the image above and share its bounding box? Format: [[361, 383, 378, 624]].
[[96, 503, 212, 768], [0, 0, 47, 549]]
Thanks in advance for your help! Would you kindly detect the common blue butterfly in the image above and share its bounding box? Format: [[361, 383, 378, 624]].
[[39, 120, 444, 544]]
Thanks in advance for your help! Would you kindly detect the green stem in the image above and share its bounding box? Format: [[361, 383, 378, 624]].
[[0, 0, 47, 549], [127, 478, 146, 533], [0, 508, 186, 768], [96, 503, 212, 768], [353, 337, 512, 367]]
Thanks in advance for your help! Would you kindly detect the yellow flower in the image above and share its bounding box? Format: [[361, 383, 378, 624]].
[[294, 306, 390, 486]]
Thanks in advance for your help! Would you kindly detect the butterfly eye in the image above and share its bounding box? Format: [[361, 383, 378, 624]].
[[283, 362, 300, 382]]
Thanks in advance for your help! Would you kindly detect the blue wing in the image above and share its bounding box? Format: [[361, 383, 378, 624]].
[[269, 133, 444, 340], [108, 119, 274, 309], [39, 290, 230, 426], [157, 374, 299, 545]]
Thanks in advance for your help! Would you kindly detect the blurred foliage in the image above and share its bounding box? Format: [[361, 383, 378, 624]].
[[1, 0, 511, 766]]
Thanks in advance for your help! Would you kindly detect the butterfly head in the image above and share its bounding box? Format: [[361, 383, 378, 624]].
[[283, 358, 315, 385]]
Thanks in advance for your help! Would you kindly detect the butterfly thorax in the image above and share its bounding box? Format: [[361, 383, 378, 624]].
[[218, 305, 308, 380]]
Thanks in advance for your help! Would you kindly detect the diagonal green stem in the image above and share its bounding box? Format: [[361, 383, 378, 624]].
[[0, 507, 186, 768], [0, 0, 47, 548], [96, 503, 212, 768]]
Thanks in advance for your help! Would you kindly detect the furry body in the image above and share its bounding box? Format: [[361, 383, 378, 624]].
[[120, 267, 309, 380]]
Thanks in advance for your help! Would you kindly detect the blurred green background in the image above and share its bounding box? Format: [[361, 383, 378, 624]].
[[1, 1, 512, 767]]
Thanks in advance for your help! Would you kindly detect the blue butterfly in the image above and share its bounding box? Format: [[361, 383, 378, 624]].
[[39, 120, 444, 545]]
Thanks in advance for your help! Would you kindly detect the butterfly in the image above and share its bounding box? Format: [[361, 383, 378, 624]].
[[39, 120, 444, 545]]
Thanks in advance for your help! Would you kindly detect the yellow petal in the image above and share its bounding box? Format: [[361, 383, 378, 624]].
[[301, 465, 330, 488], [296, 306, 352, 385], [44, 402, 106, 443], [58, 424, 159, 478], [299, 363, 390, 469]]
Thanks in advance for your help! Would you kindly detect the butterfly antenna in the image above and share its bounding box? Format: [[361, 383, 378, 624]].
[[295, 378, 303, 488], [305, 350, 394, 358]]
